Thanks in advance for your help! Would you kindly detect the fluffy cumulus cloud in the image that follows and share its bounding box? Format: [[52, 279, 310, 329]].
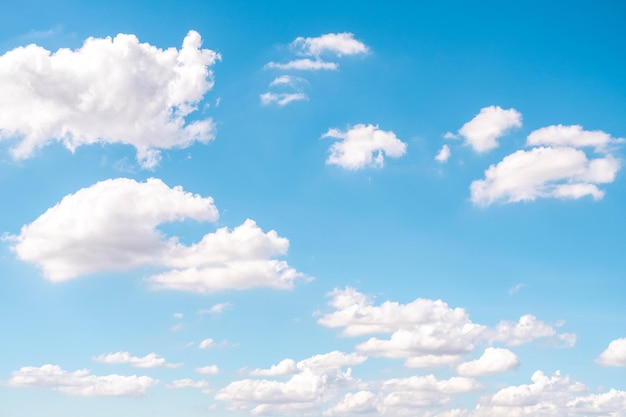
[[0, 31, 219, 169], [470, 146, 620, 206], [596, 337, 626, 367], [10, 178, 305, 292], [435, 145, 451, 163], [216, 351, 366, 415], [456, 348, 519, 377], [471, 370, 626, 417], [6, 364, 157, 397], [448, 106, 522, 153], [323, 124, 407, 170], [318, 287, 573, 368], [93, 352, 181, 368]]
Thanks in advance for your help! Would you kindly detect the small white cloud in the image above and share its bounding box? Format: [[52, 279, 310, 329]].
[[198, 303, 231, 315], [470, 146, 620, 206], [265, 59, 338, 71], [489, 315, 576, 347], [323, 124, 407, 170], [196, 365, 220, 375], [508, 283, 525, 296], [167, 379, 209, 389], [435, 144, 451, 163], [453, 106, 522, 153], [93, 352, 181, 369], [173, 312, 183, 319], [0, 31, 219, 168], [10, 178, 306, 293], [292, 32, 369, 57], [457, 347, 520, 377], [6, 364, 157, 397], [198, 338, 215, 349], [596, 337, 626, 367], [443, 132, 458, 139], [260, 92, 308, 106], [269, 75, 308, 88]]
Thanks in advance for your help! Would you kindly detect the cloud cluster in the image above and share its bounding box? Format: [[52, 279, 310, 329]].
[[318, 287, 573, 368], [216, 351, 366, 415], [93, 351, 181, 368], [262, 33, 368, 106], [0, 31, 219, 168], [596, 337, 626, 367], [10, 178, 305, 292], [6, 364, 157, 397], [323, 124, 407, 170]]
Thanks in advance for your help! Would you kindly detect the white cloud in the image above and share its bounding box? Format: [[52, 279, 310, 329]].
[[10, 178, 305, 292], [198, 302, 231, 315], [269, 75, 308, 88], [453, 106, 522, 153], [319, 288, 574, 368], [173, 312, 184, 319], [260, 92, 308, 106], [167, 378, 209, 389], [292, 33, 369, 57], [93, 352, 181, 368], [596, 337, 626, 367], [323, 124, 407, 170], [6, 364, 157, 397], [217, 351, 365, 415], [435, 144, 451, 163], [324, 390, 378, 416], [199, 338, 216, 349], [470, 370, 626, 417], [508, 283, 525, 296], [265, 59, 338, 71], [527, 124, 623, 152], [0, 31, 219, 169], [196, 365, 220, 375], [470, 146, 620, 206], [457, 348, 519, 377]]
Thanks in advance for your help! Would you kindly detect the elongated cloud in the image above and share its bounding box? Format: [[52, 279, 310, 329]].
[[93, 352, 181, 368], [323, 124, 407, 170], [457, 348, 519, 377], [0, 31, 219, 168], [265, 59, 338, 71], [10, 178, 305, 292], [448, 106, 522, 153], [260, 92, 307, 106], [6, 364, 157, 397], [527, 124, 623, 152], [318, 287, 574, 368], [292, 32, 369, 57], [470, 146, 620, 206]]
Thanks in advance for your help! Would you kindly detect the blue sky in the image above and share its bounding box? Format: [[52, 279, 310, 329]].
[[1, 1, 626, 416]]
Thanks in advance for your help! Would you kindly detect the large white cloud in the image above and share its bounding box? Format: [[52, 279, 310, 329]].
[[448, 106, 522, 153], [470, 146, 620, 206], [596, 337, 626, 367], [318, 287, 573, 368], [0, 30, 219, 168], [323, 124, 407, 170], [9, 178, 305, 292], [216, 351, 365, 415], [456, 348, 519, 377], [6, 364, 157, 397], [93, 352, 181, 368]]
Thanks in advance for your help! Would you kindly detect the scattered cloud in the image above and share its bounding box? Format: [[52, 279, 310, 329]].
[[596, 337, 626, 367], [93, 352, 181, 368], [173, 312, 183, 319], [323, 124, 407, 170], [196, 365, 220, 375], [447, 106, 522, 153], [260, 92, 308, 106], [470, 146, 620, 206], [265, 59, 338, 71], [198, 302, 232, 315], [292, 32, 369, 57], [269, 75, 308, 88], [527, 124, 624, 152], [167, 378, 209, 389], [198, 338, 216, 349], [435, 144, 451, 163], [0, 31, 219, 169], [10, 178, 305, 292], [6, 364, 157, 397], [457, 348, 519, 377], [508, 283, 525, 296]]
